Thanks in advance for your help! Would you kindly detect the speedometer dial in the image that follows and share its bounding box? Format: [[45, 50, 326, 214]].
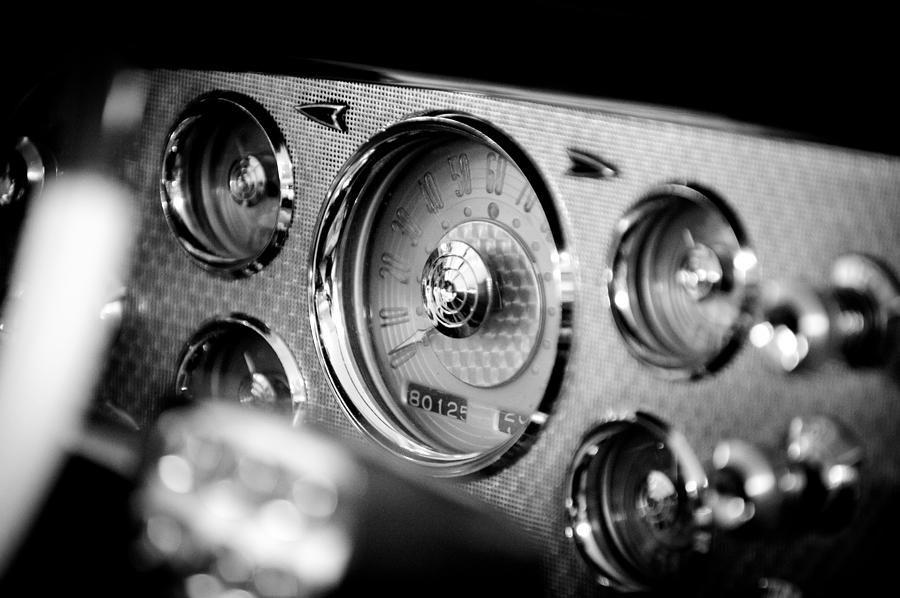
[[311, 113, 572, 475]]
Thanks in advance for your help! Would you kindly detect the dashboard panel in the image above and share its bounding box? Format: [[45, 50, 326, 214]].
[[2, 39, 900, 598]]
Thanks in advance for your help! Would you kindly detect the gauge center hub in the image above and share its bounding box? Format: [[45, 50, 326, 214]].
[[228, 154, 266, 207], [424, 220, 543, 388], [677, 242, 725, 301], [237, 369, 292, 410], [637, 469, 680, 532], [421, 240, 496, 339]]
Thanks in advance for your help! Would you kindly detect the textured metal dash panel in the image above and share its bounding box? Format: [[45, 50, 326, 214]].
[[100, 68, 900, 598]]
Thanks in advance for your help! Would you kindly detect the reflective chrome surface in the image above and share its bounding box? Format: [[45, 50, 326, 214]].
[[751, 253, 900, 372], [709, 415, 863, 534], [565, 412, 710, 592], [421, 240, 497, 339], [0, 137, 51, 208], [135, 402, 360, 598], [174, 314, 306, 425], [310, 112, 574, 476], [608, 183, 758, 378], [160, 91, 294, 277]]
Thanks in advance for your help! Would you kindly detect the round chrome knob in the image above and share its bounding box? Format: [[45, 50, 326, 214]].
[[708, 415, 862, 535], [421, 240, 497, 339], [785, 415, 863, 532], [751, 253, 900, 372], [708, 439, 786, 532]]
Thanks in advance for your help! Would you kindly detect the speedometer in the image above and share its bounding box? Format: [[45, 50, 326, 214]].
[[310, 112, 573, 475]]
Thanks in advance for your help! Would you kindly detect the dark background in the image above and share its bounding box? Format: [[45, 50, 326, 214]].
[[3, 5, 898, 155]]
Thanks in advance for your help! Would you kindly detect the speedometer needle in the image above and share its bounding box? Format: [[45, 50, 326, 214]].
[[243, 351, 257, 374], [391, 326, 438, 354], [387, 326, 437, 369]]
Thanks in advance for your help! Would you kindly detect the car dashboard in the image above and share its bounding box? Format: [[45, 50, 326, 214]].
[[1, 21, 899, 597]]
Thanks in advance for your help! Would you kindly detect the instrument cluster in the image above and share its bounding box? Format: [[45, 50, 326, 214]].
[[3, 62, 900, 597]]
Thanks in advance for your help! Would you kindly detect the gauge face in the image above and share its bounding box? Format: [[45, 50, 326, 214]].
[[175, 314, 305, 422], [160, 91, 294, 277], [565, 414, 709, 592], [311, 113, 572, 475], [608, 184, 757, 377]]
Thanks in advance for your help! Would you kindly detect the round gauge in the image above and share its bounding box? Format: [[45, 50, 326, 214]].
[[565, 413, 710, 592], [2, 137, 53, 309], [175, 314, 306, 424], [608, 183, 758, 378], [160, 91, 294, 277], [310, 112, 573, 476], [2, 136, 50, 208]]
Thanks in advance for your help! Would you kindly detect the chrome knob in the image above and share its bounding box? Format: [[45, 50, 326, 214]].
[[750, 253, 900, 372], [708, 415, 862, 535], [784, 415, 863, 532], [136, 402, 543, 597], [136, 403, 361, 598], [228, 154, 267, 208]]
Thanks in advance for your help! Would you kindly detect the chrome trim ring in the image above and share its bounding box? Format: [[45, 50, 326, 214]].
[[1, 136, 53, 207], [607, 183, 758, 379], [564, 412, 710, 592], [160, 91, 294, 277], [309, 111, 574, 477], [174, 313, 307, 426]]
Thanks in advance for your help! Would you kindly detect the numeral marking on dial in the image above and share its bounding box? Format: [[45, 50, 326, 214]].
[[418, 172, 444, 213], [391, 206, 422, 240], [379, 252, 410, 284], [514, 187, 537, 212], [448, 153, 472, 197], [388, 341, 417, 368], [379, 306, 410, 327], [496, 410, 530, 435], [486, 152, 507, 195]]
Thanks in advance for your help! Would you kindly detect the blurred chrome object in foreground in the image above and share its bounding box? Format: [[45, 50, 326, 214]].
[[1, 397, 544, 597], [0, 173, 136, 575], [134, 401, 544, 598], [136, 403, 360, 597]]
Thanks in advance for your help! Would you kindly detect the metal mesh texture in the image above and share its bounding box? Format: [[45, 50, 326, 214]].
[[98, 68, 900, 598]]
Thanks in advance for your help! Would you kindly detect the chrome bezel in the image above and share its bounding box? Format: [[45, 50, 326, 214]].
[[2, 136, 54, 207], [174, 313, 307, 426], [564, 412, 710, 592], [159, 91, 294, 278], [607, 182, 758, 380], [309, 111, 574, 477]]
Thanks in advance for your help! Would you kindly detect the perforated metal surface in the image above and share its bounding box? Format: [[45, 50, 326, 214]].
[[99, 68, 900, 597]]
